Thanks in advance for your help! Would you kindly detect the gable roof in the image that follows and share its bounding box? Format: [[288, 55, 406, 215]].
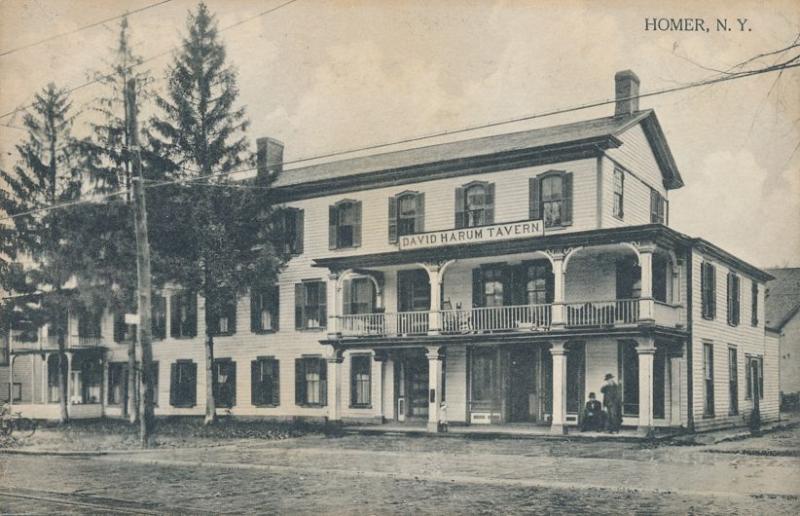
[[273, 109, 683, 191], [765, 267, 800, 330]]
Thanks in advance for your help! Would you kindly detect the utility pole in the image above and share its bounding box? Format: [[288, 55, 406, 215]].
[[126, 78, 155, 447], [123, 76, 137, 424]]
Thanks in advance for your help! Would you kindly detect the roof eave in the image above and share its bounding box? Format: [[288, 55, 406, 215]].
[[625, 111, 684, 190]]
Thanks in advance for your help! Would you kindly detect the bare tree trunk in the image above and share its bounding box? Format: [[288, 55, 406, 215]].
[[204, 332, 216, 425], [57, 333, 69, 424], [127, 336, 138, 423]]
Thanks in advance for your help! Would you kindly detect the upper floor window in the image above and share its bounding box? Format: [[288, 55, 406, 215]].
[[701, 262, 716, 320], [616, 257, 642, 299], [613, 167, 625, 219], [529, 171, 573, 228], [251, 286, 279, 333], [170, 290, 197, 338], [455, 182, 494, 228], [727, 272, 741, 327], [472, 266, 506, 308], [650, 189, 667, 224], [208, 291, 237, 336], [388, 191, 425, 242], [751, 281, 759, 327], [329, 200, 362, 249], [152, 295, 167, 340], [526, 262, 553, 305], [344, 278, 376, 315], [279, 207, 304, 255], [78, 307, 103, 338], [0, 335, 9, 366], [294, 281, 327, 330]]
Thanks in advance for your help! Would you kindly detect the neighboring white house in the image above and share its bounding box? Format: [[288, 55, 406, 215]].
[[5, 70, 779, 434], [765, 268, 800, 406]]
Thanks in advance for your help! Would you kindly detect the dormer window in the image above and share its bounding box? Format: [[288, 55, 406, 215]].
[[529, 171, 573, 228], [329, 200, 362, 249], [455, 181, 495, 228]]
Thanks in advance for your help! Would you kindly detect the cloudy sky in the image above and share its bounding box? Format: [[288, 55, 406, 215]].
[[1, 0, 798, 267]]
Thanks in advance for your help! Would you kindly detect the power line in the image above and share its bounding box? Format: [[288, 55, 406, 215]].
[[1, 59, 798, 224], [0, 0, 174, 58], [0, 0, 300, 122]]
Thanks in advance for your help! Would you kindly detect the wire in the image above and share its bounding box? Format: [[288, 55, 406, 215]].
[[0, 0, 174, 58], [1, 59, 798, 224], [0, 0, 301, 122]]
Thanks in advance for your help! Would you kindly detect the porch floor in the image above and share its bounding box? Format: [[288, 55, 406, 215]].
[[343, 421, 663, 441]]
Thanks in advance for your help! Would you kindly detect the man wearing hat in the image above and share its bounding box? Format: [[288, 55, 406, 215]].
[[601, 373, 623, 433]]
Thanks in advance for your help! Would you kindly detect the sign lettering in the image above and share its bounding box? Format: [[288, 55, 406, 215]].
[[398, 220, 544, 251]]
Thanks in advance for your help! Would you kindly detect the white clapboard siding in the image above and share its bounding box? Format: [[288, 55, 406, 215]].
[[690, 250, 775, 430]]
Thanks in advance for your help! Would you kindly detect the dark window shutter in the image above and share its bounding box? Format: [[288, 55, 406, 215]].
[[546, 269, 555, 303], [294, 283, 304, 330], [188, 293, 197, 337], [229, 362, 237, 407], [619, 171, 625, 217], [250, 290, 260, 333], [454, 187, 465, 228], [169, 362, 177, 406], [709, 265, 716, 318], [295, 358, 304, 404], [272, 286, 280, 331], [342, 279, 353, 315], [113, 313, 125, 343], [485, 183, 495, 224], [271, 360, 280, 405], [318, 282, 327, 328], [562, 172, 573, 225], [229, 296, 237, 334], [529, 177, 541, 220], [295, 209, 305, 254], [472, 268, 483, 308], [188, 361, 197, 406], [320, 359, 328, 407], [388, 196, 398, 243], [251, 360, 261, 406], [415, 192, 425, 233], [727, 273, 733, 323], [328, 205, 338, 249], [352, 201, 362, 247], [170, 294, 180, 338]]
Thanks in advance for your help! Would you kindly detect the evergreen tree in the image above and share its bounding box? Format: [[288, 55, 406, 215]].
[[148, 2, 286, 424], [0, 84, 82, 423]]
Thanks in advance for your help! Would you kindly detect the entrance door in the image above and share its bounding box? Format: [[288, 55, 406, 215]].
[[395, 351, 429, 421], [509, 346, 536, 422]]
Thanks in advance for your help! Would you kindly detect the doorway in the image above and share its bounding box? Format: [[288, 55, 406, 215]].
[[395, 350, 429, 422], [508, 345, 537, 422]]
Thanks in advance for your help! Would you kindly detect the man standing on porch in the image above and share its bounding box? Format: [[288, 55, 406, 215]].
[[601, 373, 622, 433]]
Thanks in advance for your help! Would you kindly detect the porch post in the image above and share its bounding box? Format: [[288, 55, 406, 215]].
[[637, 337, 657, 436], [638, 244, 655, 322], [373, 351, 387, 422], [326, 351, 344, 423], [164, 291, 172, 339], [8, 354, 15, 407], [42, 353, 49, 404], [550, 341, 568, 434], [66, 351, 73, 410], [426, 346, 443, 433], [549, 252, 566, 328], [326, 272, 341, 339]]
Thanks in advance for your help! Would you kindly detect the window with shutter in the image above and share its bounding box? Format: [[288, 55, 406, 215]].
[[350, 354, 372, 408], [464, 183, 488, 227], [252, 357, 280, 407], [296, 357, 327, 406], [613, 167, 624, 218], [650, 189, 666, 224], [170, 290, 197, 338], [751, 281, 759, 326], [171, 360, 197, 407], [152, 295, 167, 340], [529, 177, 541, 220], [727, 273, 740, 326], [281, 208, 304, 255], [537, 171, 573, 227], [454, 187, 466, 228], [210, 291, 238, 336], [703, 343, 715, 417], [295, 281, 327, 330], [388, 196, 398, 243], [331, 200, 361, 249], [251, 286, 279, 333], [213, 359, 236, 408], [701, 263, 716, 320]]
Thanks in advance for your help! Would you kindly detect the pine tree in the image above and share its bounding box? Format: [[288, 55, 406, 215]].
[[0, 84, 82, 423], [148, 2, 285, 424]]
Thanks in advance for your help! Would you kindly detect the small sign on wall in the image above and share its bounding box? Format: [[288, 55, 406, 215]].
[[398, 220, 544, 251]]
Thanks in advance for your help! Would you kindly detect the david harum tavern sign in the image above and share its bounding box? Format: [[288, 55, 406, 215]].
[[398, 220, 544, 251]]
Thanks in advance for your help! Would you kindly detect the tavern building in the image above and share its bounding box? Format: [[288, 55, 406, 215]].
[[2, 70, 779, 435]]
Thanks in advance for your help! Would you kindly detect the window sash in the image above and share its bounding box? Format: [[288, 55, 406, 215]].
[[351, 356, 372, 407], [729, 348, 738, 415]]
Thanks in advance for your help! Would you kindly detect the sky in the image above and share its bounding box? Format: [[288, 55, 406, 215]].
[[0, 0, 798, 268]]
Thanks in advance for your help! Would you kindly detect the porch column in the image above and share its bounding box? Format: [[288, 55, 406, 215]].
[[550, 341, 568, 434], [638, 244, 655, 322], [549, 252, 566, 328], [637, 338, 657, 436], [164, 291, 172, 339], [426, 346, 443, 433], [8, 354, 15, 407], [326, 351, 344, 423], [66, 351, 73, 409], [42, 353, 49, 404], [373, 352, 386, 422], [326, 272, 341, 339]]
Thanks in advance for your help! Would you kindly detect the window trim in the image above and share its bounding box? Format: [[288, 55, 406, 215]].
[[330, 199, 362, 249], [703, 342, 715, 418], [728, 345, 739, 416], [251, 356, 280, 407], [701, 262, 717, 320], [170, 290, 198, 339], [650, 188, 667, 224], [455, 180, 495, 229], [170, 359, 197, 408], [613, 167, 625, 219], [295, 356, 328, 407], [212, 358, 237, 409], [295, 280, 327, 331], [251, 285, 280, 334], [530, 170, 573, 228], [727, 272, 741, 327], [751, 281, 759, 327]]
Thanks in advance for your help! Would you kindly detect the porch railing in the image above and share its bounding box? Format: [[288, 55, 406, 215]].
[[441, 304, 552, 334], [339, 311, 430, 337], [10, 333, 106, 352], [564, 299, 639, 327]]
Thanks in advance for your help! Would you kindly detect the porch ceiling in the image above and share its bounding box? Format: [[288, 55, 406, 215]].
[[314, 224, 686, 271]]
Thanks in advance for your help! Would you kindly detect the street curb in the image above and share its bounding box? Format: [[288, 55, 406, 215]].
[[342, 427, 672, 444]]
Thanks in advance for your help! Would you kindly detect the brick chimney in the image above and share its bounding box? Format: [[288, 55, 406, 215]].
[[614, 70, 640, 117], [256, 137, 284, 184]]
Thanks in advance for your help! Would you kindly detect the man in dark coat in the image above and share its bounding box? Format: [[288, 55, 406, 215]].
[[601, 373, 623, 433], [580, 392, 604, 431]]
